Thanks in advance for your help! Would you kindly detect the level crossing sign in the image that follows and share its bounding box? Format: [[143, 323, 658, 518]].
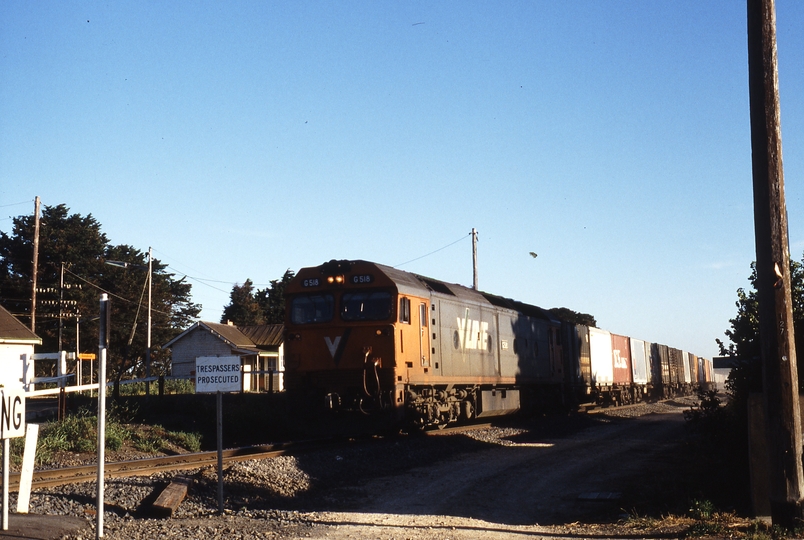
[[0, 389, 25, 439]]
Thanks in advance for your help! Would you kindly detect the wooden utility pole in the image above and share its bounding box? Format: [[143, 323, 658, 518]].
[[747, 0, 804, 527], [30, 196, 40, 333], [471, 228, 478, 291]]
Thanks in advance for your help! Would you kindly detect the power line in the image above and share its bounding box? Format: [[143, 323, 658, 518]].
[[166, 269, 233, 294], [63, 267, 173, 317], [394, 233, 471, 268], [0, 199, 33, 209], [153, 247, 272, 289]]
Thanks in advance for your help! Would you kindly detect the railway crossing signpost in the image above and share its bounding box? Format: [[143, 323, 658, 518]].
[[1, 388, 26, 531], [195, 356, 242, 513]]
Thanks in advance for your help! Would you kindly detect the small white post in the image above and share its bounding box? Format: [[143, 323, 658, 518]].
[[217, 391, 224, 513], [16, 423, 40, 513], [2, 438, 8, 531]]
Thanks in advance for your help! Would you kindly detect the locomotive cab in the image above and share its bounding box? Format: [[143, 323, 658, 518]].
[[284, 260, 429, 421]]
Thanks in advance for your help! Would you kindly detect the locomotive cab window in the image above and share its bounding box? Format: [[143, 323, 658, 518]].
[[290, 294, 335, 324], [399, 297, 411, 324], [341, 290, 392, 321]]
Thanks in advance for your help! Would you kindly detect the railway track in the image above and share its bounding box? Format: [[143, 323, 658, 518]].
[[6, 441, 311, 491], [9, 398, 694, 492], [9, 420, 498, 492]]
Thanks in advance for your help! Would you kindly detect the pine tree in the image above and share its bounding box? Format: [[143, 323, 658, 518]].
[[221, 279, 265, 326]]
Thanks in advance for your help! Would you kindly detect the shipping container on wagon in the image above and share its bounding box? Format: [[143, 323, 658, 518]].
[[610, 333, 632, 386], [589, 327, 613, 387], [687, 352, 698, 384], [651, 343, 672, 398], [629, 338, 649, 386], [562, 323, 592, 402], [697, 355, 706, 383], [646, 341, 661, 385], [679, 350, 692, 384], [667, 347, 684, 385]]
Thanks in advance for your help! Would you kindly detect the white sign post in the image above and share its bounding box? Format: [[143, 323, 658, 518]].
[[1, 389, 25, 531], [195, 356, 241, 514]]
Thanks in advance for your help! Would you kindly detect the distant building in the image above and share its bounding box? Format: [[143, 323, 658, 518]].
[[0, 305, 42, 391], [164, 321, 284, 392]]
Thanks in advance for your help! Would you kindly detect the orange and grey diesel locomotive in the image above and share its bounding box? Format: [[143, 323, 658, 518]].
[[283, 260, 715, 428], [283, 259, 565, 428]]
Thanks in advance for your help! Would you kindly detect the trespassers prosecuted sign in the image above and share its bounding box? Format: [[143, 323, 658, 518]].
[[195, 356, 242, 393]]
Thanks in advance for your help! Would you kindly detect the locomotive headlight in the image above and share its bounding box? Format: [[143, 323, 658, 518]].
[[326, 275, 345, 284]]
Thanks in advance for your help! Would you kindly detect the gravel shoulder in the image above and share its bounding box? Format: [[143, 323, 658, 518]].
[[20, 398, 705, 539]]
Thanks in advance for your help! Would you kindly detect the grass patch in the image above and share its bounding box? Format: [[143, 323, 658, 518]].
[[11, 407, 202, 467]]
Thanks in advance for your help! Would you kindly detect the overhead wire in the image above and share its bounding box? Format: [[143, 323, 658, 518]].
[[0, 199, 33, 209], [151, 247, 272, 290], [63, 267, 173, 317], [394, 233, 471, 268]]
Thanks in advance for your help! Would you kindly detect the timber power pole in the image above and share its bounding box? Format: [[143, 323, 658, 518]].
[[30, 196, 40, 333], [747, 0, 804, 526], [471, 228, 478, 291]]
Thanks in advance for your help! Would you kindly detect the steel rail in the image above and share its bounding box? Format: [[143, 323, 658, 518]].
[[6, 442, 308, 491]]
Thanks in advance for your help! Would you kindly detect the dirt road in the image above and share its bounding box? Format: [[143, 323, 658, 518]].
[[280, 401, 693, 539], [359, 411, 685, 525]]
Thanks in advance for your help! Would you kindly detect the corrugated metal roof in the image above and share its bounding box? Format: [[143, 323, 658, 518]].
[[239, 324, 283, 347], [0, 305, 42, 344], [202, 322, 255, 348], [163, 321, 284, 351]]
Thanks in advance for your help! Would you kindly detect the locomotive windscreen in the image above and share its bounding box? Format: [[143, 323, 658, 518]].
[[341, 291, 392, 321], [290, 294, 335, 324]]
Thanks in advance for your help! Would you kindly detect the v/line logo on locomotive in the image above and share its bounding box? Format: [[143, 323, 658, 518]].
[[456, 316, 490, 351]]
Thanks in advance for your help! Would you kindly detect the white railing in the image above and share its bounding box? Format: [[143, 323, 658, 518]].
[[26, 376, 160, 397]]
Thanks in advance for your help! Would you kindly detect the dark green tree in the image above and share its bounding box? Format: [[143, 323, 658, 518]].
[[548, 307, 596, 327], [221, 279, 264, 326], [718, 257, 804, 398], [99, 244, 200, 383], [255, 269, 295, 324], [0, 204, 200, 382]]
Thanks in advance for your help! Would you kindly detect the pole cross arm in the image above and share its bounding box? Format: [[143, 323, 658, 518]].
[[104, 260, 147, 271]]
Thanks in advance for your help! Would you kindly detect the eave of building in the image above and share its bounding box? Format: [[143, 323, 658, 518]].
[[0, 338, 41, 345]]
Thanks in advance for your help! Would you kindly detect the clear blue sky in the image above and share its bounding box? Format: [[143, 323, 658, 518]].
[[2, 2, 803, 360]]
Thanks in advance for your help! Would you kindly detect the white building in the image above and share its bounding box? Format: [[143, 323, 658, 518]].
[[164, 322, 284, 392], [0, 305, 41, 391]]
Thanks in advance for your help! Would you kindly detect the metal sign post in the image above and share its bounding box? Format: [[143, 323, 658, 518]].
[[0, 389, 26, 531], [195, 356, 242, 514], [97, 294, 110, 539]]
